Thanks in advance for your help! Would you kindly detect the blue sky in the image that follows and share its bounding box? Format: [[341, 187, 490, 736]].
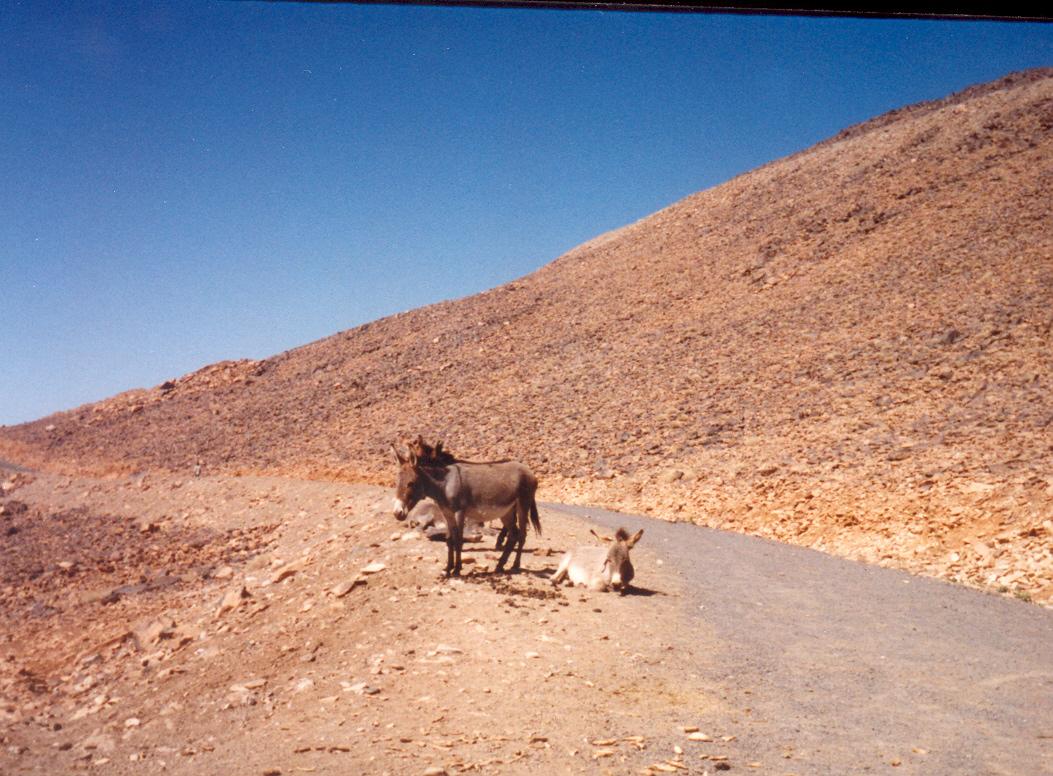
[[1, 3, 1051, 426]]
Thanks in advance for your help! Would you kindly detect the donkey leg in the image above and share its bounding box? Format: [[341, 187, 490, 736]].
[[511, 525, 527, 572], [495, 505, 515, 550], [510, 501, 529, 572], [551, 554, 570, 586], [494, 522, 516, 572], [443, 514, 457, 577], [444, 535, 455, 577], [452, 511, 465, 576]]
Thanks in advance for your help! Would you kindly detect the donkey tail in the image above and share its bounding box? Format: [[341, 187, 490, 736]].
[[529, 499, 542, 537]]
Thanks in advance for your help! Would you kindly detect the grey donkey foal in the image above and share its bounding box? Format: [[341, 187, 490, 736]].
[[551, 527, 643, 593], [392, 442, 542, 577]]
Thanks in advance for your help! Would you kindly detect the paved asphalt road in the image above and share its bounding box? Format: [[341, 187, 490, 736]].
[[546, 502, 1053, 776]]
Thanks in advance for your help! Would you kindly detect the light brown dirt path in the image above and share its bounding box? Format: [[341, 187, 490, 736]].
[[1, 469, 743, 776]]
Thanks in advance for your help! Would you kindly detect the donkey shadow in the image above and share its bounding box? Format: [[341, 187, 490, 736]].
[[621, 585, 663, 597]]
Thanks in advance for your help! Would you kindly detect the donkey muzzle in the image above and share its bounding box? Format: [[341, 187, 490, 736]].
[[393, 498, 409, 521]]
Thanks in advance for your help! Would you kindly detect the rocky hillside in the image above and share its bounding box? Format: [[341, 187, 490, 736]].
[[4, 68, 1052, 603]]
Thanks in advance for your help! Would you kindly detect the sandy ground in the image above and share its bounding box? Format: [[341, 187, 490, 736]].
[[2, 467, 748, 776], [5, 465, 1051, 775]]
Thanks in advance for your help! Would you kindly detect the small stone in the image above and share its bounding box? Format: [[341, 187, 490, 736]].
[[213, 566, 234, 580], [133, 618, 175, 649], [124, 717, 141, 728], [423, 768, 448, 776], [345, 681, 380, 696], [525, 651, 540, 659], [231, 678, 266, 692], [687, 732, 712, 741], [217, 586, 251, 616], [271, 561, 304, 585], [361, 562, 387, 574], [331, 577, 365, 598]]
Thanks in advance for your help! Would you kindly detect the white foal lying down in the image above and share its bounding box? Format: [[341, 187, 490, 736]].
[[551, 527, 643, 593]]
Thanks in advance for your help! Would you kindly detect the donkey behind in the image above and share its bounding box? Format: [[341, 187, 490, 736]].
[[404, 436, 510, 549], [392, 440, 541, 576]]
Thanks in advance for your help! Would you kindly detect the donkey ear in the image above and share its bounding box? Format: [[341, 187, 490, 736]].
[[590, 528, 612, 544], [391, 443, 406, 464], [627, 528, 644, 548]]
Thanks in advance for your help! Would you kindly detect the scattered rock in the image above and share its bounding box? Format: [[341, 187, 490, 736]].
[[331, 577, 366, 597], [132, 617, 176, 649], [216, 586, 251, 617], [270, 560, 305, 585], [344, 682, 381, 696]]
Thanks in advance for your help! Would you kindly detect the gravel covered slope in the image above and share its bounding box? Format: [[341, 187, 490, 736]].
[[3, 68, 1052, 604]]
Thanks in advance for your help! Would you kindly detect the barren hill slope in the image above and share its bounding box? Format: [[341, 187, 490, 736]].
[[4, 68, 1052, 602]]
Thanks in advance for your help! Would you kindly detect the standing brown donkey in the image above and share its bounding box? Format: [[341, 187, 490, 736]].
[[392, 441, 541, 576]]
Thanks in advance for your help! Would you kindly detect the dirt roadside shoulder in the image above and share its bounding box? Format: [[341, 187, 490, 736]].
[[2, 471, 745, 776]]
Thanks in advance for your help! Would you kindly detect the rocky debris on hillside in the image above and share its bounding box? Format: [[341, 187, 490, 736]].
[[2, 69, 1052, 606]]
